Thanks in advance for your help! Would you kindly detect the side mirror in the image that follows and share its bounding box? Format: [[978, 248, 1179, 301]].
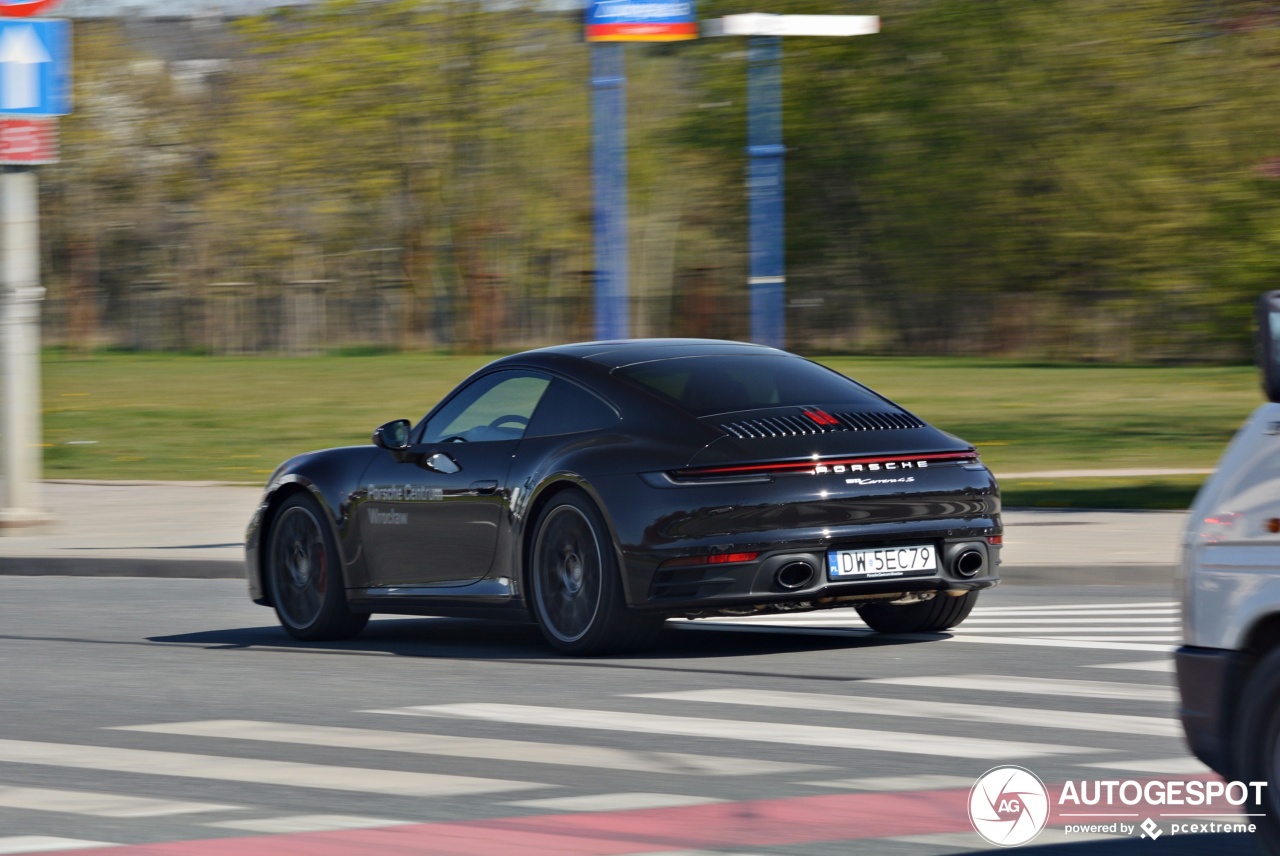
[[1259, 292, 1280, 403], [372, 419, 412, 451]]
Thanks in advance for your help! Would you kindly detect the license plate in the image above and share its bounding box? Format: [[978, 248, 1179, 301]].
[[827, 544, 937, 580]]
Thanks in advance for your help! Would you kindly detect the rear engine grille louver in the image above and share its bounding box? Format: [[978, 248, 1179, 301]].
[[718, 411, 926, 439]]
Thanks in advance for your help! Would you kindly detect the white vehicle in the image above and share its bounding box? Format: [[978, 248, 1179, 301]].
[[1178, 291, 1280, 854]]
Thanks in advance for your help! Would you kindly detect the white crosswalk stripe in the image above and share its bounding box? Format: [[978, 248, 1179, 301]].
[[798, 774, 975, 791], [690, 600, 1183, 649], [503, 793, 726, 812], [976, 602, 1178, 612], [907, 634, 1174, 652], [369, 702, 1105, 760], [862, 674, 1177, 703], [203, 815, 413, 833], [633, 688, 1181, 736], [1082, 757, 1212, 774], [112, 719, 822, 777], [0, 637, 1197, 851], [0, 786, 240, 818], [0, 839, 118, 855], [0, 738, 547, 797], [1088, 659, 1174, 672]]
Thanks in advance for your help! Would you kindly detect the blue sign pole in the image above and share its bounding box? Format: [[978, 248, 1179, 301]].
[[591, 43, 628, 341], [747, 34, 784, 348]]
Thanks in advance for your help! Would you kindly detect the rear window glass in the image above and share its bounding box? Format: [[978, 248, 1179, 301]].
[[615, 355, 887, 416]]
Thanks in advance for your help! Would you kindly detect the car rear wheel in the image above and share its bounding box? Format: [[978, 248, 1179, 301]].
[[1234, 648, 1280, 855], [529, 490, 664, 655], [855, 591, 978, 634], [266, 494, 368, 641]]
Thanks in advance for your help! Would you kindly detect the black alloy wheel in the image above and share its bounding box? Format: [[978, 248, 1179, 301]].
[[529, 490, 664, 655], [266, 494, 368, 641]]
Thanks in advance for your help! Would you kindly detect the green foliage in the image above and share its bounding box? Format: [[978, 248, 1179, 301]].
[[686, 0, 1280, 357], [820, 355, 1259, 472], [39, 3, 1280, 358], [1001, 476, 1205, 510], [42, 352, 1258, 493]]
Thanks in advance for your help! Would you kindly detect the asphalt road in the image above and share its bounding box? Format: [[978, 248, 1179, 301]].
[[0, 577, 1259, 856]]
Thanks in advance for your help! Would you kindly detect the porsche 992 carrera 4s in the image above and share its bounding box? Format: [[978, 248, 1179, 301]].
[[246, 339, 1001, 654]]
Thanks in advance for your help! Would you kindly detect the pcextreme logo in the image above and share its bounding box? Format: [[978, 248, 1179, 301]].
[[969, 766, 1051, 846]]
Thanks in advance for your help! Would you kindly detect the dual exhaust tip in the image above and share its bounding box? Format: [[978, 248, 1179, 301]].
[[954, 549, 984, 578], [772, 548, 985, 590], [776, 561, 815, 590]]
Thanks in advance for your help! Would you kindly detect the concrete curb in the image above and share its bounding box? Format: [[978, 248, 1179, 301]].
[[0, 556, 244, 579]]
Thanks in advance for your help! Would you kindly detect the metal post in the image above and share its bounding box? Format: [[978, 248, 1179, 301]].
[[0, 165, 45, 525], [747, 34, 785, 348], [591, 43, 629, 341]]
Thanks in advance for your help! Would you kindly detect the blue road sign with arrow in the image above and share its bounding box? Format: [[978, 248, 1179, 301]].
[[0, 18, 69, 116]]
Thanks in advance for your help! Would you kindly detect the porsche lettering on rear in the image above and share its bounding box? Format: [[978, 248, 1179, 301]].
[[816, 460, 928, 474]]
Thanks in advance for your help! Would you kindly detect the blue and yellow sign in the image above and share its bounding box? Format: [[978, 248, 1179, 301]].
[[586, 0, 697, 42]]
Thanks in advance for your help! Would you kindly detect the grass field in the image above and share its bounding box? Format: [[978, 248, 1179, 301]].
[[41, 351, 1263, 508]]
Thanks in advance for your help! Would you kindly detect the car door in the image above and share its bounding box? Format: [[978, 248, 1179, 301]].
[[360, 370, 551, 588]]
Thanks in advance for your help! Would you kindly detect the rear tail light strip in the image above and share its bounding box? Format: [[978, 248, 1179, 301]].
[[673, 450, 979, 479]]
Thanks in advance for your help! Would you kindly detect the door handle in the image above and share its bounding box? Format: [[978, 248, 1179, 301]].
[[469, 480, 499, 495]]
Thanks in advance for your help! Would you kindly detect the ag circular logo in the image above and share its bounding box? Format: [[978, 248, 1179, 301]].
[[969, 765, 1050, 847]]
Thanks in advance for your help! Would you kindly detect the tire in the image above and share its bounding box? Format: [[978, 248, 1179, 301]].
[[265, 494, 368, 641], [855, 591, 979, 634], [529, 490, 664, 655], [1234, 648, 1280, 856]]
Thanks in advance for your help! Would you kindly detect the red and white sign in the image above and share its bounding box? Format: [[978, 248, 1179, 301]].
[[0, 0, 63, 17], [0, 116, 57, 163]]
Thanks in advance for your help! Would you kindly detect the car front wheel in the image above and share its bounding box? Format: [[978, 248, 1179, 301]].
[[266, 494, 368, 641], [1235, 648, 1280, 856], [529, 490, 664, 655]]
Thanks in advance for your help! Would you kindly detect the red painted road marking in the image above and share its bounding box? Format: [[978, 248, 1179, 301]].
[[53, 775, 1232, 855], [43, 789, 973, 855]]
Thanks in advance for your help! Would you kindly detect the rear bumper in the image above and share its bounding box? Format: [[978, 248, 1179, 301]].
[[624, 534, 1000, 613], [1175, 645, 1241, 776], [595, 459, 1001, 612]]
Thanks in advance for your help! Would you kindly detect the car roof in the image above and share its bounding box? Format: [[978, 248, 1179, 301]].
[[523, 338, 785, 369]]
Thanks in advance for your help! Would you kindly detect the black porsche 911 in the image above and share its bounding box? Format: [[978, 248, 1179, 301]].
[[246, 339, 1001, 654]]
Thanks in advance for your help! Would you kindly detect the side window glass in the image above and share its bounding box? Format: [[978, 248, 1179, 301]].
[[422, 371, 551, 443], [526, 379, 620, 438]]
